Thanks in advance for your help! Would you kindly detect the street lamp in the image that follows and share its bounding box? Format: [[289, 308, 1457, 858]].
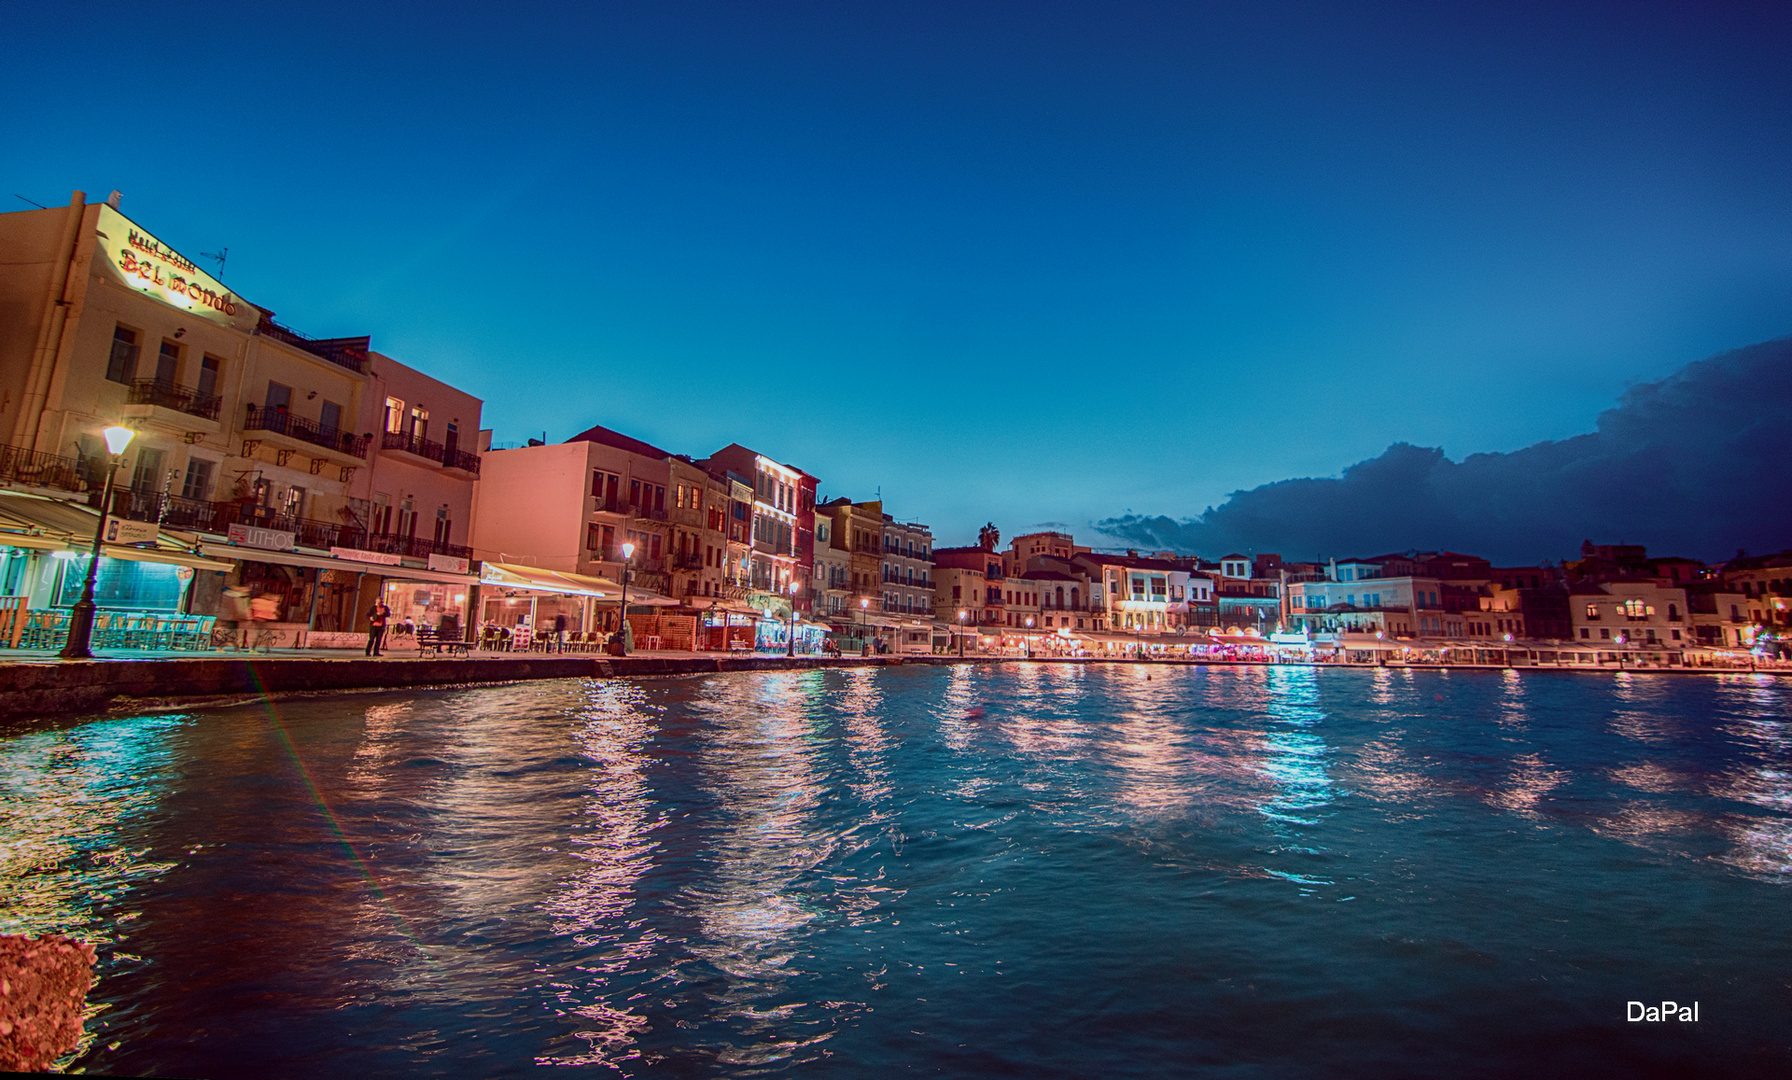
[[61, 425, 135, 659], [1025, 615, 1034, 658], [958, 608, 967, 657], [786, 578, 800, 657], [617, 541, 635, 655], [859, 595, 870, 654]]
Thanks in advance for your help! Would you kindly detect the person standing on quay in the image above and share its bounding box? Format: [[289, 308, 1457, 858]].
[[553, 612, 568, 653], [366, 600, 391, 657]]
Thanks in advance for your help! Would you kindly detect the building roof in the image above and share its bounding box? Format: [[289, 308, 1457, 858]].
[[1077, 552, 1180, 572], [1015, 570, 1081, 582], [566, 423, 672, 460]]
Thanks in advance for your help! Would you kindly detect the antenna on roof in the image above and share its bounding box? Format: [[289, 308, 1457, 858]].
[[200, 247, 228, 280], [13, 194, 46, 209]]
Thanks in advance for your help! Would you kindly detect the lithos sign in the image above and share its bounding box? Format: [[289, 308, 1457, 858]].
[[92, 205, 261, 332]]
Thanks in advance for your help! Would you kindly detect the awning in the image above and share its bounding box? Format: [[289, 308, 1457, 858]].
[[202, 543, 478, 584], [0, 531, 71, 552], [1, 491, 235, 571], [617, 588, 681, 608], [481, 561, 615, 597], [101, 544, 236, 571], [692, 598, 761, 617]]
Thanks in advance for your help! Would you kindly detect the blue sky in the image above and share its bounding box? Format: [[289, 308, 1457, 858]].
[[7, 1, 1791, 546]]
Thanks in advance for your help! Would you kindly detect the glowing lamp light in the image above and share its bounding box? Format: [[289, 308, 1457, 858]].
[[102, 425, 135, 455], [621, 542, 635, 558]]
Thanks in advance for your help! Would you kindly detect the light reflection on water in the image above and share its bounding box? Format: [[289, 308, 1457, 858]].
[[2, 666, 1790, 1078]]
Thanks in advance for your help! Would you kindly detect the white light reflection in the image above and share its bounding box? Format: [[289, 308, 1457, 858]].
[[535, 680, 662, 1068], [0, 716, 183, 945], [678, 672, 840, 1068], [1254, 667, 1337, 893]]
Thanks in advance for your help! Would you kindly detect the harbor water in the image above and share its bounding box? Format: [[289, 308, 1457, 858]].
[[2, 664, 1789, 1077]]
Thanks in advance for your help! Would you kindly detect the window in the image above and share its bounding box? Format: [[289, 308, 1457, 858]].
[[106, 325, 140, 384], [952, 585, 961, 599], [384, 398, 406, 433], [443, 422, 459, 454], [1585, 603, 1600, 620], [155, 340, 180, 386], [180, 458, 214, 501], [372, 493, 391, 534], [198, 356, 221, 399], [130, 447, 166, 492], [1599, 628, 1610, 639], [676, 484, 685, 509], [409, 406, 429, 440], [265, 381, 293, 411], [433, 507, 452, 547], [319, 401, 342, 436]]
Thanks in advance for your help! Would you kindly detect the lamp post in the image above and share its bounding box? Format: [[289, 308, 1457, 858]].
[[61, 425, 135, 660], [617, 541, 634, 655], [958, 608, 967, 657], [786, 578, 800, 657], [1025, 615, 1034, 658], [859, 595, 870, 654]]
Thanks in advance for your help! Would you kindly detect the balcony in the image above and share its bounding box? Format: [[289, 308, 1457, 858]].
[[243, 404, 369, 458], [0, 443, 87, 493], [674, 552, 705, 570], [591, 497, 666, 521], [112, 493, 472, 559], [127, 379, 222, 421], [257, 319, 369, 375]]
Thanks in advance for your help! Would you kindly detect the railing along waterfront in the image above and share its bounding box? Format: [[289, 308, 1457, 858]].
[[0, 444, 88, 493], [128, 379, 223, 421], [243, 405, 370, 457]]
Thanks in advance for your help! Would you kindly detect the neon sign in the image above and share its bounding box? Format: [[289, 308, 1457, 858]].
[[92, 205, 260, 331]]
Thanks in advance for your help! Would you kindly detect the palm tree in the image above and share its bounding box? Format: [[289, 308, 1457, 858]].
[[978, 522, 1000, 550]]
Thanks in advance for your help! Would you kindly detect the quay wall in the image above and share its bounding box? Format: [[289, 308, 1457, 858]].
[[0, 654, 955, 722], [0, 654, 1779, 723]]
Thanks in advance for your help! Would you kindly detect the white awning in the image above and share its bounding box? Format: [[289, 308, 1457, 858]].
[[480, 561, 614, 597], [201, 543, 479, 584]]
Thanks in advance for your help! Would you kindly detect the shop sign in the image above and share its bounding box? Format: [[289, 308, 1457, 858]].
[[92, 206, 261, 332], [227, 523, 295, 550], [427, 553, 470, 574], [104, 518, 159, 544], [330, 546, 403, 566]]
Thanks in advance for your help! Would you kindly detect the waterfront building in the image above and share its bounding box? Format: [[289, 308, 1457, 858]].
[[347, 353, 483, 635], [1073, 551, 1194, 636], [1720, 549, 1792, 642], [468, 429, 687, 637], [1569, 580, 1690, 650], [1004, 530, 1080, 577], [932, 545, 1002, 647], [0, 193, 481, 643], [697, 444, 810, 628], [1208, 553, 1282, 633], [811, 510, 852, 619], [1685, 580, 1754, 649], [822, 497, 885, 612], [665, 455, 727, 604], [881, 514, 934, 619]]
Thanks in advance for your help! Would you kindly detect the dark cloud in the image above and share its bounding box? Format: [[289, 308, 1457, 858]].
[[1095, 336, 1792, 564]]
